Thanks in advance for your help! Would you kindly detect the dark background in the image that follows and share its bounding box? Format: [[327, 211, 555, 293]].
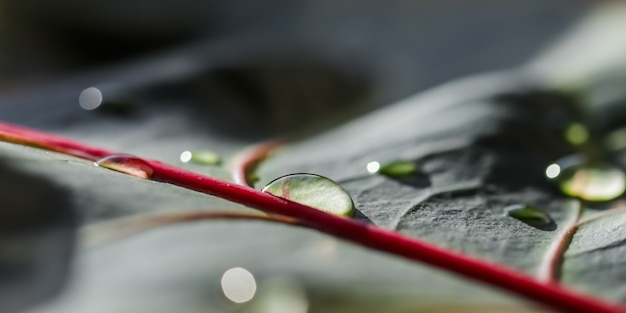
[[0, 0, 592, 136]]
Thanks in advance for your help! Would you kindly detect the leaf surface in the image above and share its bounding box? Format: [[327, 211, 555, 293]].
[[2, 71, 626, 313]]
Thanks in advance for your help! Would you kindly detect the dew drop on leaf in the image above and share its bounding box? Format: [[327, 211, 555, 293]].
[[504, 204, 552, 228], [94, 154, 154, 179], [179, 150, 221, 165], [546, 155, 626, 201], [367, 160, 418, 177], [262, 173, 354, 216]]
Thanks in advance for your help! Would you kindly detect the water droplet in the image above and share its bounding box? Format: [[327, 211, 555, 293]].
[[221, 267, 257, 304], [179, 150, 221, 165], [94, 154, 154, 179], [504, 204, 553, 228], [79, 87, 103, 110], [563, 123, 589, 145], [546, 155, 626, 201], [262, 174, 354, 216], [367, 160, 418, 177]]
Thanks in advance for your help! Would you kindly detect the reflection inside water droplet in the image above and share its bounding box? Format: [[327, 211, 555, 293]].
[[262, 173, 354, 216], [79, 87, 103, 110], [546, 155, 626, 201], [94, 154, 154, 179], [221, 267, 257, 304], [179, 150, 221, 165]]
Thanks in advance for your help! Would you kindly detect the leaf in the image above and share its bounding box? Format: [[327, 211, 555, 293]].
[[562, 210, 626, 301], [256, 72, 626, 303], [0, 73, 557, 313], [5, 1, 626, 311]]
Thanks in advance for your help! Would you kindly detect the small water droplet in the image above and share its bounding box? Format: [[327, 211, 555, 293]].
[[505, 204, 553, 228], [368, 160, 418, 177], [94, 154, 154, 179], [563, 123, 589, 145], [179, 150, 221, 165], [546, 155, 626, 201], [262, 173, 354, 217], [221, 267, 257, 304], [79, 87, 103, 110]]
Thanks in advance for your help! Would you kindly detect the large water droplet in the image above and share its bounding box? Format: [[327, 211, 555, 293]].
[[504, 204, 553, 229], [367, 160, 418, 177], [94, 154, 154, 179], [262, 174, 354, 216], [179, 150, 221, 165], [546, 155, 626, 201], [221, 267, 257, 304]]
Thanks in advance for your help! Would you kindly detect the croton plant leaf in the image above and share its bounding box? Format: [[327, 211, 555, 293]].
[[3, 64, 626, 313], [4, 4, 626, 310]]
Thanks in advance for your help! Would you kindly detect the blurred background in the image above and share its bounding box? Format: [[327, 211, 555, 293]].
[[0, 0, 603, 137]]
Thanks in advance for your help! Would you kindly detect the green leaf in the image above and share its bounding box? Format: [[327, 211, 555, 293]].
[[256, 73, 626, 303], [0, 73, 546, 313], [4, 70, 626, 313]]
